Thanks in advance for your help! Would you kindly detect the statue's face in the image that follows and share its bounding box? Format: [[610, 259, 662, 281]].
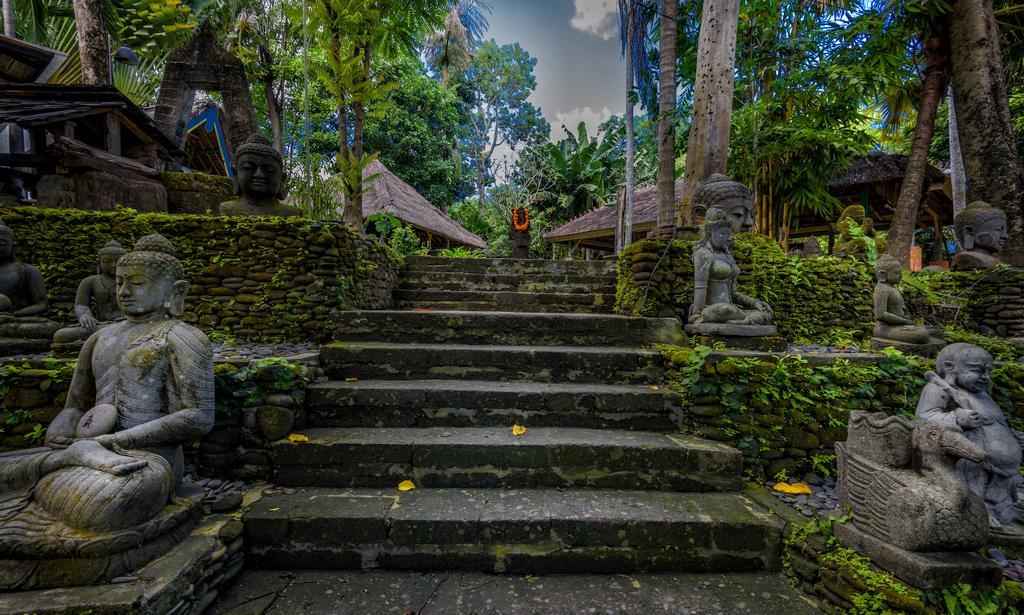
[[947, 353, 993, 393], [99, 254, 119, 276], [116, 264, 175, 318], [0, 232, 13, 261], [879, 266, 902, 284], [714, 198, 754, 233], [236, 153, 282, 199], [970, 217, 1009, 253], [710, 225, 733, 250]]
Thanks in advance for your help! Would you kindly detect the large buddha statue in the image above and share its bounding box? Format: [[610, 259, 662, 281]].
[[686, 208, 784, 350], [833, 204, 886, 258], [692, 173, 755, 233], [52, 240, 126, 354], [951, 201, 1008, 271], [0, 219, 59, 354], [870, 255, 945, 356], [0, 234, 214, 591], [219, 134, 301, 217]]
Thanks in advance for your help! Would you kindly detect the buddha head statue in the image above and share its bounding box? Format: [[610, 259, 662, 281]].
[[955, 201, 1007, 255], [233, 134, 286, 202], [874, 254, 902, 285], [116, 234, 189, 320], [97, 240, 126, 276], [692, 174, 755, 233], [698, 207, 735, 253]]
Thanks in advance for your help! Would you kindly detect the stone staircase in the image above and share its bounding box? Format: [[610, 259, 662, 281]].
[[244, 304, 787, 576], [392, 255, 617, 313]]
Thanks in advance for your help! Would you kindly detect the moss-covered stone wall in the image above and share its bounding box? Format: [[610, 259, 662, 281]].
[[661, 345, 1024, 479], [616, 236, 875, 342], [0, 207, 398, 341]]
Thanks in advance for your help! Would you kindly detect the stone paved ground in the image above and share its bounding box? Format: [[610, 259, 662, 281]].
[[214, 570, 821, 614]]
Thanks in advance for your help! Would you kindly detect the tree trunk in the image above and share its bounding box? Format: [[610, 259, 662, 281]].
[[260, 45, 284, 153], [655, 0, 677, 231], [73, 0, 110, 85], [948, 84, 966, 222], [2, 0, 14, 37], [344, 41, 370, 235], [886, 33, 949, 268], [949, 0, 1024, 266], [476, 150, 487, 215], [623, 1, 635, 251], [680, 0, 740, 227]]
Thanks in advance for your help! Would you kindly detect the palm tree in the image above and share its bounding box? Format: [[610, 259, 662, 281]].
[[424, 0, 490, 86], [655, 0, 677, 233], [72, 0, 109, 84], [3, 0, 14, 37]]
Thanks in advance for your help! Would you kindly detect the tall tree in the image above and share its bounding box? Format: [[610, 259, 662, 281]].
[[948, 0, 1024, 265], [72, 0, 110, 84], [3, 0, 14, 37], [462, 40, 549, 213], [679, 0, 739, 228], [655, 0, 678, 232], [424, 0, 490, 87], [886, 32, 950, 267], [948, 84, 967, 223]]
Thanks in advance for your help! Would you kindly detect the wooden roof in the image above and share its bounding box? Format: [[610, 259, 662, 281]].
[[545, 179, 682, 246], [0, 35, 66, 83], [362, 160, 487, 249], [0, 84, 183, 156]]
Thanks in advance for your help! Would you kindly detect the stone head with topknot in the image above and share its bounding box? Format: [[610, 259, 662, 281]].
[[692, 174, 755, 233]]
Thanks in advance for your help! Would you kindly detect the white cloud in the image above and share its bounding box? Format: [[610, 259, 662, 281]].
[[569, 0, 619, 40], [553, 106, 615, 138]]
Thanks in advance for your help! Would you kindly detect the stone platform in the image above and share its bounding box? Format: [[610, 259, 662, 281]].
[[870, 337, 945, 358], [685, 323, 787, 352], [213, 570, 820, 615], [835, 522, 1001, 589]]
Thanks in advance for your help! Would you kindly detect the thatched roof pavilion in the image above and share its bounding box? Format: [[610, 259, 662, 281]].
[[545, 153, 951, 252], [361, 159, 486, 249]]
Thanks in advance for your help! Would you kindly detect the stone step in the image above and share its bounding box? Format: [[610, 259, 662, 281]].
[[244, 488, 783, 574], [320, 342, 665, 384], [392, 289, 616, 312], [214, 570, 820, 615], [273, 427, 741, 492], [397, 270, 615, 291], [403, 256, 615, 277], [392, 301, 613, 314], [397, 279, 617, 295], [305, 379, 680, 431], [330, 310, 684, 347]]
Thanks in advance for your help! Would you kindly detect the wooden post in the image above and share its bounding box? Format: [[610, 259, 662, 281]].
[[105, 114, 121, 156]]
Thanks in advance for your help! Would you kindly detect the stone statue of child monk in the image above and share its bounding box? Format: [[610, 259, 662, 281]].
[[219, 134, 301, 217], [52, 240, 126, 348], [916, 343, 1024, 534], [0, 234, 214, 589]]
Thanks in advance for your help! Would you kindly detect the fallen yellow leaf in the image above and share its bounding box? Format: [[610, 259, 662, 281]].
[[345, 377, 359, 382], [648, 385, 660, 391], [397, 480, 416, 492], [772, 481, 813, 495], [512, 424, 527, 436], [287, 433, 309, 443]]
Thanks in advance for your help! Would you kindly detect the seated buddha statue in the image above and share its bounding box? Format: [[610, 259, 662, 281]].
[[951, 201, 1008, 271], [692, 173, 755, 233], [52, 240, 126, 354], [833, 205, 886, 258], [0, 234, 214, 591], [219, 134, 301, 217], [0, 219, 60, 353], [871, 254, 945, 356], [686, 209, 781, 350]]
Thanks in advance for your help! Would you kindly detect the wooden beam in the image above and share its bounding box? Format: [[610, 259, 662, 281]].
[[105, 113, 121, 156]]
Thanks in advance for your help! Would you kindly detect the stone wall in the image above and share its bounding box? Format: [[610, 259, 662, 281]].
[[161, 172, 234, 215], [662, 346, 1024, 479], [965, 269, 1024, 339], [0, 207, 397, 341], [616, 236, 875, 342]]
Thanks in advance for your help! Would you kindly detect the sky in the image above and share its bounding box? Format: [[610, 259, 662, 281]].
[[484, 0, 627, 143]]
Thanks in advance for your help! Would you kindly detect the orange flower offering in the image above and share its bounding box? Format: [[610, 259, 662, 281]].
[[512, 207, 530, 231]]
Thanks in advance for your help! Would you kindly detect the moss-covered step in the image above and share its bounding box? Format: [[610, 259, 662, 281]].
[[244, 487, 783, 574], [330, 310, 684, 347], [305, 379, 680, 431], [399, 269, 615, 288], [403, 256, 615, 276], [392, 289, 616, 313], [320, 342, 666, 384], [272, 427, 741, 492]]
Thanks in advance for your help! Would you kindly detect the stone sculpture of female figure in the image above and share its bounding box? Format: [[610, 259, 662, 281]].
[[0, 234, 214, 589], [689, 208, 773, 326]]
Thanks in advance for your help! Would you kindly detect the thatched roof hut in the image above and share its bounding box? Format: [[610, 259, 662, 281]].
[[362, 160, 486, 249], [544, 179, 682, 252]]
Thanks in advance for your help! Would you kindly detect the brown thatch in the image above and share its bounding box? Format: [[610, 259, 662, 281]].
[[828, 151, 945, 191], [362, 160, 486, 249], [545, 179, 683, 249]]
